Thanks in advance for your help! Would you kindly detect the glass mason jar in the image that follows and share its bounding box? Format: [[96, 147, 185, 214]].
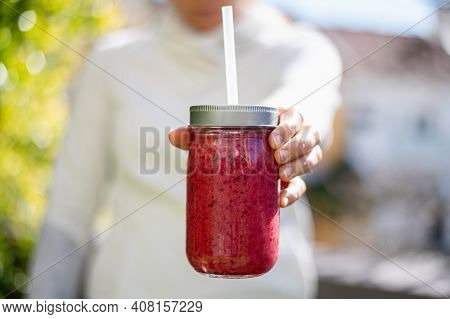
[[186, 105, 280, 278]]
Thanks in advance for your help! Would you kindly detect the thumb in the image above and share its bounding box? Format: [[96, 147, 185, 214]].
[[168, 126, 191, 150]]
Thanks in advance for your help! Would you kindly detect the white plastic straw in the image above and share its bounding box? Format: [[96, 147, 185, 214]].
[[222, 6, 239, 105]]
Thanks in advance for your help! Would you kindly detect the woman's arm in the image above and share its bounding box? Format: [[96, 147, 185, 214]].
[[260, 24, 343, 146], [28, 49, 113, 298]]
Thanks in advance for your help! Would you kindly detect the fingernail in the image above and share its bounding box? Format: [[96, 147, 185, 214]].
[[168, 132, 174, 143], [282, 166, 293, 179], [278, 150, 288, 162], [281, 196, 289, 207], [273, 134, 282, 148]]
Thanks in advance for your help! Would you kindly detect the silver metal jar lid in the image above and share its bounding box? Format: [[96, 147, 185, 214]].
[[190, 105, 278, 127]]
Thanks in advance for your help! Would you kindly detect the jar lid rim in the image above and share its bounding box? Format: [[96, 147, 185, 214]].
[[190, 105, 278, 112], [190, 105, 279, 127]]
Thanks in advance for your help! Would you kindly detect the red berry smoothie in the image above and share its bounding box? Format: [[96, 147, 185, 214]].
[[186, 127, 279, 278]]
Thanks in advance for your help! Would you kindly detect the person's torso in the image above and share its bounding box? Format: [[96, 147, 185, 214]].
[[84, 4, 318, 298]]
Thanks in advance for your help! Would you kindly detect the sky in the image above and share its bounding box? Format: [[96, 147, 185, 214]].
[[265, 0, 440, 37]]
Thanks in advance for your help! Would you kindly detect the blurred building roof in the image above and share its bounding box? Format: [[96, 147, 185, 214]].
[[265, 0, 439, 37], [322, 29, 450, 78]]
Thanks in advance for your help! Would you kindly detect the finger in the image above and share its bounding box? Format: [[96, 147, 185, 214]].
[[279, 145, 323, 182], [280, 177, 307, 207], [168, 126, 190, 150], [274, 126, 321, 164], [269, 107, 304, 150]]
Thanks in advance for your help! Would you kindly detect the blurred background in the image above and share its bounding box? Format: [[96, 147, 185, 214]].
[[0, 0, 449, 298]]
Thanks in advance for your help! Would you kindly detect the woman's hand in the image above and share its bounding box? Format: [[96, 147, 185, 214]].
[[168, 106, 322, 208], [269, 107, 322, 208]]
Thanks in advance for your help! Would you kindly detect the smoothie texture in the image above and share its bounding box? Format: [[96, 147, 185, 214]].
[[186, 127, 279, 278]]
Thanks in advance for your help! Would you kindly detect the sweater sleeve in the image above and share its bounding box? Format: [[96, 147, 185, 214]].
[[28, 49, 113, 298], [261, 25, 342, 147]]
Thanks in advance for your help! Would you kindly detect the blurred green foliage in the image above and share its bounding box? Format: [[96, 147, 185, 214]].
[[0, 0, 123, 298]]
